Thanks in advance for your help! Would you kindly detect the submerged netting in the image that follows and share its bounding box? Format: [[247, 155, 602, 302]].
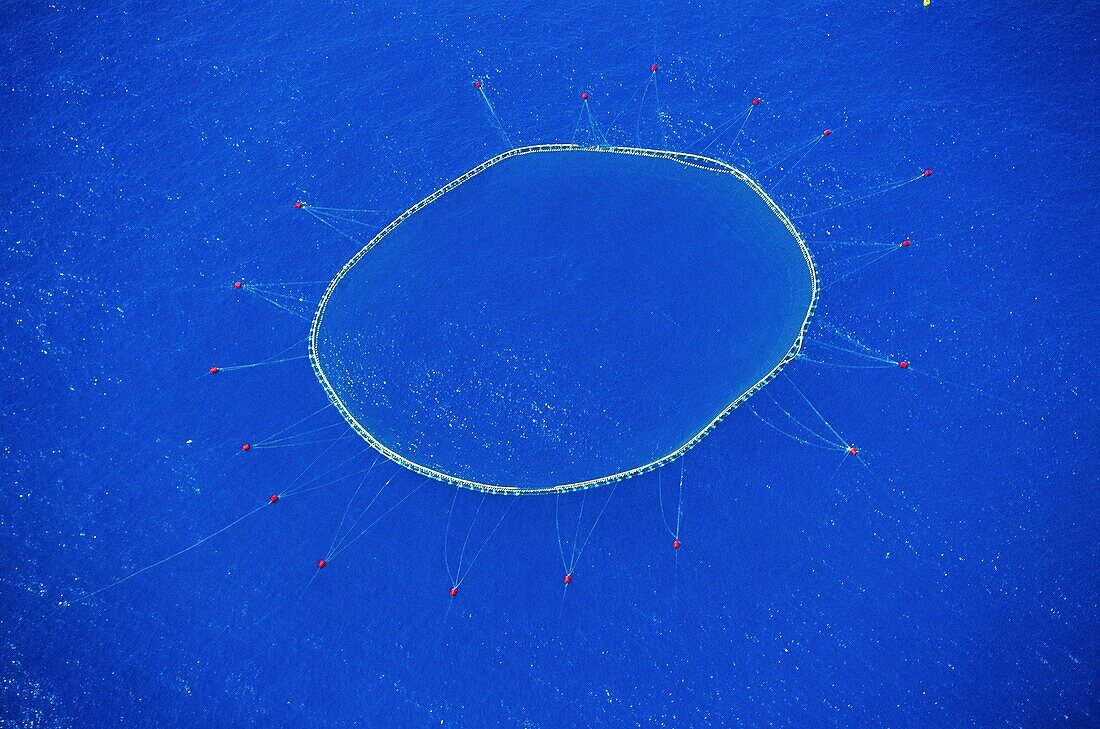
[[310, 145, 817, 494]]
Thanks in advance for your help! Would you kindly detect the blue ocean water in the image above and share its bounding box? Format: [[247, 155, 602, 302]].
[[2, 2, 1097, 727], [316, 148, 812, 489]]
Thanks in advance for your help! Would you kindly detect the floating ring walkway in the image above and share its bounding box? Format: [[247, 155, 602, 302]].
[[308, 144, 819, 495]]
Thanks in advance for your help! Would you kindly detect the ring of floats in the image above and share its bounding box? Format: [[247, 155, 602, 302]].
[[309, 144, 819, 495]]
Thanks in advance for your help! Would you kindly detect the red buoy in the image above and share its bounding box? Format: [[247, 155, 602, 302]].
[[269, 494, 279, 504], [847, 446, 858, 456], [209, 366, 219, 374], [899, 360, 910, 369], [752, 97, 760, 106], [317, 559, 327, 570], [923, 169, 933, 177], [293, 201, 303, 210], [563, 573, 572, 585], [673, 539, 681, 549], [581, 91, 589, 100], [233, 281, 242, 289], [901, 239, 911, 248], [651, 63, 658, 72], [822, 129, 832, 137], [474, 81, 482, 89], [241, 443, 251, 452], [450, 586, 458, 597]]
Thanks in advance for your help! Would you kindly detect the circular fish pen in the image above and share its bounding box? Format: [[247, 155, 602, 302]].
[[309, 144, 818, 494]]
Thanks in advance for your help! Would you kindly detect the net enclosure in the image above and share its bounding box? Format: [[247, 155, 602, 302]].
[[310, 145, 817, 494]]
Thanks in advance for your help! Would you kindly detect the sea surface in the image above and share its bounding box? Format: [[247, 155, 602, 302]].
[[2, 2, 1097, 726]]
